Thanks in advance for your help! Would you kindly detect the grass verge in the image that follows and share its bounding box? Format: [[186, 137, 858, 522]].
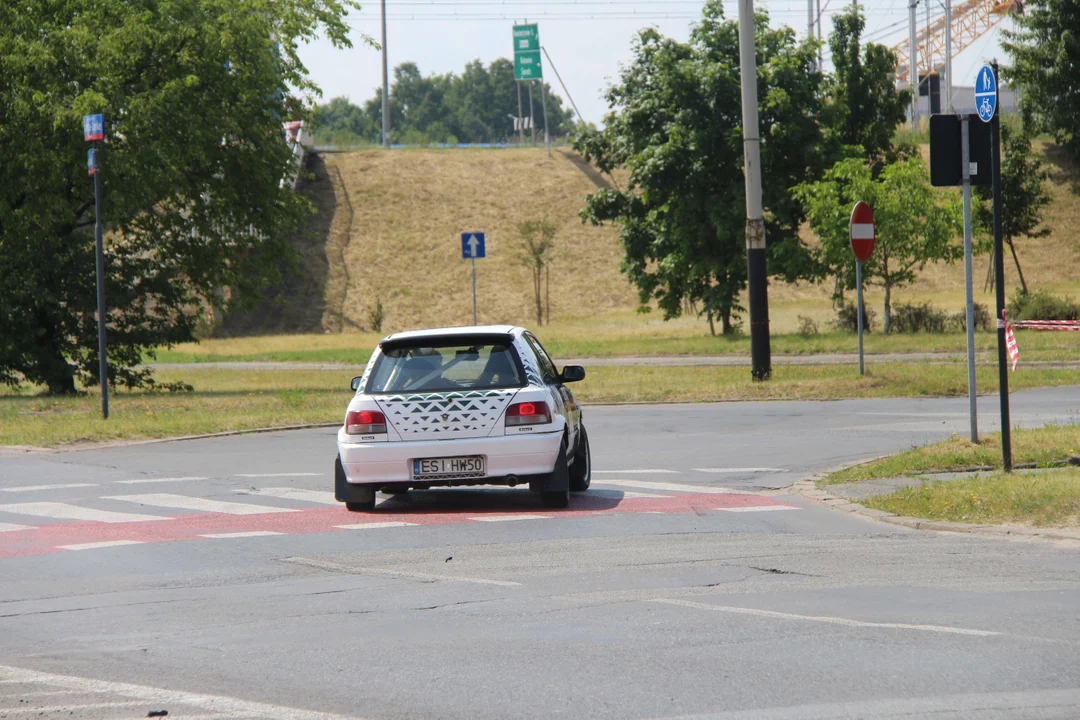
[[822, 424, 1080, 485], [152, 326, 1080, 364], [862, 469, 1080, 527], [3, 364, 1079, 448]]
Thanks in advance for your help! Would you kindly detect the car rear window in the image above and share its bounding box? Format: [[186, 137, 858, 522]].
[[366, 342, 523, 394]]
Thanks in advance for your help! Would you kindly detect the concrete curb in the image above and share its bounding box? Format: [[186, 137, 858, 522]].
[[791, 474, 1080, 543]]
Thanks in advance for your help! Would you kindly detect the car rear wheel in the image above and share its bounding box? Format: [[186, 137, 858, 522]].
[[569, 426, 591, 492], [540, 443, 571, 509]]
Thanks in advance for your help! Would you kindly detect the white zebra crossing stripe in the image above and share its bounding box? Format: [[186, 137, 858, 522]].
[[240, 488, 338, 505], [335, 522, 418, 530], [716, 505, 798, 513], [0, 502, 168, 524], [593, 479, 751, 495], [693, 467, 784, 473], [235, 473, 322, 478], [104, 493, 298, 515], [588, 489, 670, 499], [58, 540, 145, 551], [0, 522, 36, 532], [199, 531, 285, 539], [0, 664, 362, 720], [114, 476, 208, 484], [1, 483, 97, 493], [591, 469, 680, 474]]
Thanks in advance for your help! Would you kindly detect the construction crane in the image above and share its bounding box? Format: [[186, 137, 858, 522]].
[[891, 0, 1020, 87]]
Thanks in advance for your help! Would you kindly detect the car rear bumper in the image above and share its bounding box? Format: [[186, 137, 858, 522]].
[[336, 427, 563, 486]]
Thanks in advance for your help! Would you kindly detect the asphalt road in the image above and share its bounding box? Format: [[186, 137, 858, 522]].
[[1, 387, 1079, 719]]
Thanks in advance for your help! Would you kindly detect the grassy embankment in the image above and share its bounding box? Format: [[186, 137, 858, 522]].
[[821, 425, 1080, 527], [4, 364, 1080, 448], [221, 145, 1080, 338]]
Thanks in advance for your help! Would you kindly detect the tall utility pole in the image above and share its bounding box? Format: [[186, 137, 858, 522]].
[[816, 0, 823, 71], [944, 0, 953, 111], [380, 0, 390, 148], [737, 0, 771, 381], [808, 0, 816, 70], [908, 0, 919, 128]]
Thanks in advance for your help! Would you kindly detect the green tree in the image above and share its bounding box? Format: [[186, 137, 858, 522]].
[[974, 125, 1052, 295], [517, 220, 556, 326], [826, 7, 911, 171], [574, 3, 829, 335], [327, 59, 575, 145], [1003, 0, 1080, 160], [795, 157, 964, 332], [0, 0, 362, 393]]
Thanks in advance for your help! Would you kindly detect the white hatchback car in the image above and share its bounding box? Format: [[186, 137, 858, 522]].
[[334, 326, 591, 510]]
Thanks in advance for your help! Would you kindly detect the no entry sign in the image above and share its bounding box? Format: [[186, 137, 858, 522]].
[[849, 201, 875, 262]]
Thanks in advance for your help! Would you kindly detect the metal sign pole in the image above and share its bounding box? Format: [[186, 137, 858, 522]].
[[856, 260, 864, 376], [516, 82, 524, 146], [93, 141, 109, 419], [961, 115, 978, 442], [989, 63, 1011, 470], [471, 256, 478, 325]]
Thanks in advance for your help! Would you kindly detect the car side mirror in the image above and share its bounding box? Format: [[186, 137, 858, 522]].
[[350, 376, 363, 392], [560, 365, 586, 383]]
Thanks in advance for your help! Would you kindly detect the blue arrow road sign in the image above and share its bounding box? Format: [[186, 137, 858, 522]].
[[461, 232, 486, 259], [975, 64, 997, 123]]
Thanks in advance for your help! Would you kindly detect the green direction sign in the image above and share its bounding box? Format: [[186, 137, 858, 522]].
[[513, 24, 539, 52], [512, 24, 542, 80], [514, 50, 543, 80]]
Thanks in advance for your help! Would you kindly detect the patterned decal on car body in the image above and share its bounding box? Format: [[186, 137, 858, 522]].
[[375, 389, 517, 439]]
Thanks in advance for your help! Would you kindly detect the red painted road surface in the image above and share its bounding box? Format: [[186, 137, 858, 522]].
[[0, 491, 796, 559]]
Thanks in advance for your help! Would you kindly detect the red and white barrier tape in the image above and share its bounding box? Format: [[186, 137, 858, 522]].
[[995, 311, 1080, 371]]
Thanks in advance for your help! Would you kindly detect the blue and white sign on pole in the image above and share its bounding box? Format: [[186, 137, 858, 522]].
[[83, 114, 104, 142], [975, 64, 997, 123], [462, 232, 485, 324], [461, 232, 486, 259]]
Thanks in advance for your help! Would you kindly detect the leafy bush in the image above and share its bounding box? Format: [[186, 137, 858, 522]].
[[891, 302, 949, 333], [833, 302, 875, 333], [797, 315, 819, 335], [367, 297, 386, 332], [1007, 290, 1080, 321], [950, 302, 992, 332]]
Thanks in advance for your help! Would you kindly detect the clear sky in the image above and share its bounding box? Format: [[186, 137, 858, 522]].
[[298, 0, 1011, 125]]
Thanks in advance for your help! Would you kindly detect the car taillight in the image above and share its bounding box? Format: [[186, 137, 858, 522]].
[[346, 409, 387, 435], [505, 401, 551, 426]]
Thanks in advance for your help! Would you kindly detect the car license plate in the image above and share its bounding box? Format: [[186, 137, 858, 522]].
[[412, 456, 485, 477]]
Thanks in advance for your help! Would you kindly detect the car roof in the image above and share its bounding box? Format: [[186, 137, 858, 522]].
[[380, 325, 523, 345]]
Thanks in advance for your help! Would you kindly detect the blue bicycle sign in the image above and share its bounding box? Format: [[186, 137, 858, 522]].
[[974, 64, 997, 123]]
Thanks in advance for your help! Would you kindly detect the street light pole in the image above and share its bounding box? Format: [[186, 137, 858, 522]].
[[737, 0, 771, 380], [381, 0, 390, 148]]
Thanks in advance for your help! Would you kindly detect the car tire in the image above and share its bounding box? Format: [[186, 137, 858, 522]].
[[569, 426, 591, 492], [540, 443, 571, 509]]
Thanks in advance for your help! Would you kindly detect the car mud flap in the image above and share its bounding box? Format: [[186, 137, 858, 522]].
[[335, 456, 375, 503], [537, 443, 569, 493]]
